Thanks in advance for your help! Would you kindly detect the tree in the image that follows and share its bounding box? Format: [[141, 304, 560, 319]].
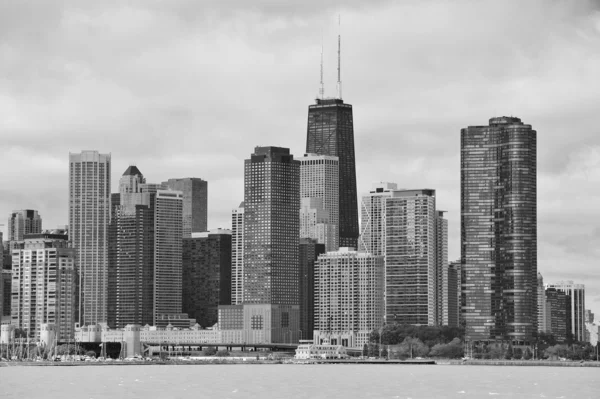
[[85, 350, 96, 358], [429, 338, 463, 359], [488, 344, 504, 360], [216, 350, 230, 357], [523, 347, 532, 360], [14, 328, 27, 339], [397, 337, 429, 359], [512, 348, 522, 360], [381, 347, 388, 358], [203, 346, 217, 356], [504, 344, 513, 360], [362, 344, 368, 357], [544, 344, 569, 359], [367, 343, 379, 357]]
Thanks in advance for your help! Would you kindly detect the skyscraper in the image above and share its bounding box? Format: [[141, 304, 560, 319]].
[[306, 99, 358, 249], [435, 211, 449, 325], [11, 233, 76, 340], [358, 182, 398, 255], [537, 273, 548, 333], [299, 153, 339, 251], [231, 202, 244, 305], [447, 261, 461, 327], [8, 210, 42, 242], [162, 178, 208, 237], [107, 166, 154, 328], [545, 281, 586, 342], [299, 198, 336, 251], [313, 248, 384, 347], [153, 190, 183, 324], [182, 229, 232, 328], [461, 117, 537, 344], [69, 151, 111, 326]]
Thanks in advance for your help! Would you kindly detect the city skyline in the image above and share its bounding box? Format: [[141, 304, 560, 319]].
[[1, 0, 599, 317]]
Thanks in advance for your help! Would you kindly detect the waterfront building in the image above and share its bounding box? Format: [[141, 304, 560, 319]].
[[299, 238, 326, 341], [7, 210, 42, 242], [545, 281, 586, 342], [306, 99, 358, 249], [218, 146, 300, 344], [299, 198, 336, 251], [162, 178, 208, 237], [447, 261, 461, 328], [461, 117, 537, 344], [107, 166, 154, 328], [231, 202, 244, 305], [69, 150, 111, 325], [299, 153, 339, 251], [10, 233, 76, 340], [358, 182, 397, 255], [313, 248, 384, 348], [545, 287, 567, 342], [294, 343, 348, 359], [435, 211, 449, 325], [153, 189, 184, 324], [182, 229, 232, 328]]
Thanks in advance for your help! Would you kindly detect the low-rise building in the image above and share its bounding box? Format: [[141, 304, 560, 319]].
[[294, 344, 348, 359]]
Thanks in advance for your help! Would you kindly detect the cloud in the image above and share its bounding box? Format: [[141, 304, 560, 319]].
[[1, 0, 600, 316]]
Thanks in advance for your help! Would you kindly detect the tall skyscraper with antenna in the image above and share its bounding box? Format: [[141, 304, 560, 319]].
[[306, 21, 359, 249]]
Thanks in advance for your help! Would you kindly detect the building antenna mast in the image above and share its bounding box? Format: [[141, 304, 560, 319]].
[[320, 33, 325, 100], [336, 14, 342, 100]]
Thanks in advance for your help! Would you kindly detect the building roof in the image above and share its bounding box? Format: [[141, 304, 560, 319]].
[[122, 165, 143, 176]]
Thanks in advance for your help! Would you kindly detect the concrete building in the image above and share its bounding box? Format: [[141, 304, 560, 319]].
[[69, 151, 111, 326], [447, 261, 461, 327], [358, 182, 397, 256], [545, 287, 568, 342], [299, 198, 336, 252], [107, 166, 154, 328], [11, 233, 77, 340], [435, 211, 449, 326], [299, 238, 325, 341], [299, 153, 339, 251], [537, 273, 548, 333], [182, 229, 232, 328], [8, 210, 42, 242], [313, 248, 384, 348], [306, 98, 359, 249], [545, 281, 586, 342], [162, 178, 208, 237], [219, 146, 300, 344], [461, 117, 537, 344], [585, 309, 594, 324], [153, 190, 184, 324], [231, 202, 244, 305]]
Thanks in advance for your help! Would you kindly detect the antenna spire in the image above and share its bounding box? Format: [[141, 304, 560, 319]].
[[319, 37, 324, 99], [336, 14, 342, 100]]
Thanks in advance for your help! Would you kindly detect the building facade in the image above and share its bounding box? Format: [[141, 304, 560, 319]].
[[545, 281, 585, 342], [8, 210, 42, 242], [162, 178, 208, 237], [231, 202, 244, 305], [461, 117, 537, 344], [69, 150, 111, 326], [545, 287, 567, 342], [358, 182, 398, 255], [537, 273, 548, 333], [299, 153, 339, 251], [306, 98, 358, 249], [299, 238, 326, 341], [435, 211, 449, 325], [10, 234, 76, 340], [153, 190, 184, 323], [447, 261, 461, 328], [182, 229, 232, 328], [313, 248, 384, 348]]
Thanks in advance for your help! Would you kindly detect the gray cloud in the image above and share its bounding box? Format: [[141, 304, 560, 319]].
[[1, 0, 600, 316]]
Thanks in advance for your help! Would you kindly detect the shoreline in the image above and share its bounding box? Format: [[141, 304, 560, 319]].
[[2, 359, 599, 367]]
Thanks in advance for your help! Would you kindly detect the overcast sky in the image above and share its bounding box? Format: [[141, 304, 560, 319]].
[[1, 0, 599, 318]]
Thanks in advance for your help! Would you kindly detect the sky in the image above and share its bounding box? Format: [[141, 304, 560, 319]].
[[1, 0, 599, 318]]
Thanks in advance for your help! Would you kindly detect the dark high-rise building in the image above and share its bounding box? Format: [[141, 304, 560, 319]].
[[299, 238, 325, 341], [546, 287, 567, 342], [107, 166, 154, 328], [162, 178, 208, 237], [306, 98, 358, 248], [461, 117, 537, 344], [182, 229, 232, 328]]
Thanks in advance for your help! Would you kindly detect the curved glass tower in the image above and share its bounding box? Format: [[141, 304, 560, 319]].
[[461, 116, 537, 344]]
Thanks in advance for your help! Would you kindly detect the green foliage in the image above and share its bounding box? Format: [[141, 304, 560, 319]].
[[396, 337, 429, 359], [216, 350, 230, 357], [512, 348, 522, 360], [85, 350, 96, 358], [380, 347, 388, 358], [504, 344, 513, 360], [14, 328, 27, 339], [523, 347, 533, 360], [367, 343, 379, 357], [203, 346, 217, 356], [371, 324, 464, 347], [362, 344, 368, 357], [429, 338, 464, 359], [488, 344, 504, 360], [56, 344, 84, 356]]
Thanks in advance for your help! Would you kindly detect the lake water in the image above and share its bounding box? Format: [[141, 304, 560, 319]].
[[1, 364, 599, 398]]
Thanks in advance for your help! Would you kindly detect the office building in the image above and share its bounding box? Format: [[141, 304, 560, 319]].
[[182, 229, 232, 328], [299, 153, 339, 251], [231, 202, 244, 305], [11, 233, 76, 340], [306, 99, 358, 249], [299, 238, 326, 341], [8, 210, 42, 242], [153, 190, 184, 323], [107, 166, 154, 328], [546, 281, 586, 342], [461, 117, 537, 344], [218, 146, 300, 344], [162, 178, 208, 237], [313, 248, 384, 348], [545, 287, 567, 342], [69, 151, 111, 326]]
